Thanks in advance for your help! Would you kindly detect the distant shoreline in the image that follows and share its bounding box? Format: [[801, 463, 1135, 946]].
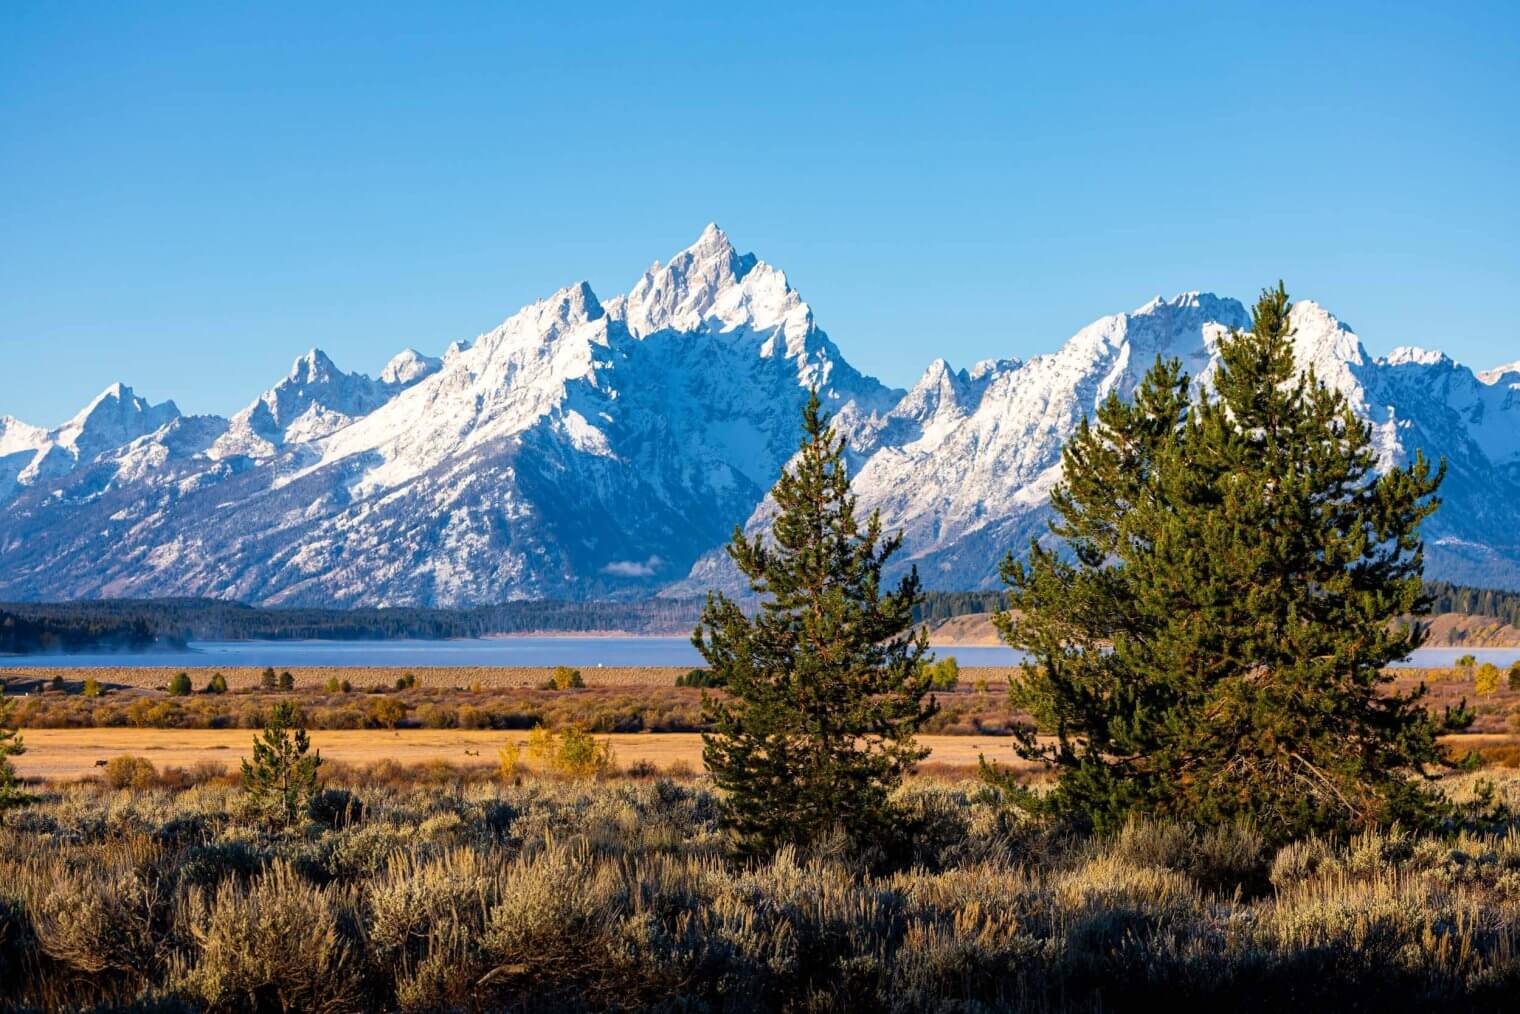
[[923, 611, 1520, 650]]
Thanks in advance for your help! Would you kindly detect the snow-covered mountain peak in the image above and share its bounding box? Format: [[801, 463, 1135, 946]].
[[471, 282, 608, 358], [1477, 359, 1520, 384], [695, 220, 728, 243], [1287, 300, 1367, 370], [921, 357, 955, 380], [209, 349, 395, 459], [265, 349, 369, 404], [0, 382, 182, 500], [541, 280, 605, 330], [287, 348, 341, 384], [465, 282, 611, 371], [1133, 291, 1242, 319], [72, 381, 159, 417], [617, 225, 803, 341], [967, 358, 1019, 382], [87, 381, 128, 406], [63, 383, 181, 449], [380, 348, 443, 386], [1050, 292, 1247, 389], [1118, 291, 1247, 338], [0, 415, 47, 456], [306, 276, 626, 498], [1387, 346, 1453, 369], [879, 357, 992, 439]]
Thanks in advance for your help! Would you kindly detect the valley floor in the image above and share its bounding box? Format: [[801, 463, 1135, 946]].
[[12, 726, 1520, 785], [11, 728, 1034, 782]]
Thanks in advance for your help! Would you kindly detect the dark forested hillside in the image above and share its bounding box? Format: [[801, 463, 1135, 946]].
[[914, 591, 1007, 623], [1, 583, 1516, 651], [0, 608, 168, 655], [0, 597, 710, 645], [1425, 581, 1520, 628]]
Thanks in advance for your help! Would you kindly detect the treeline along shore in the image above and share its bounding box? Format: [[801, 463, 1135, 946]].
[[3, 583, 1520, 654]]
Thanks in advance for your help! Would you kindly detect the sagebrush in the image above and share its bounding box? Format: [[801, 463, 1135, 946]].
[[3, 773, 1520, 1011]]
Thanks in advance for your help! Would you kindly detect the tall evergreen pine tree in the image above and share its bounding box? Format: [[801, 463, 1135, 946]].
[[696, 392, 938, 858], [991, 283, 1454, 842]]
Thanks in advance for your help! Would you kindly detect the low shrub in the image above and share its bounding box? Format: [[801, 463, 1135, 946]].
[[416, 703, 457, 729], [0, 775, 1518, 1009], [497, 741, 522, 782], [366, 697, 407, 730], [309, 787, 367, 828], [675, 668, 724, 688], [541, 666, 585, 691], [183, 861, 361, 1011], [522, 724, 616, 779], [924, 656, 961, 690], [103, 755, 159, 790]]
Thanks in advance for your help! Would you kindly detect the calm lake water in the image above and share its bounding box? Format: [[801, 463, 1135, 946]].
[[1, 638, 1513, 670]]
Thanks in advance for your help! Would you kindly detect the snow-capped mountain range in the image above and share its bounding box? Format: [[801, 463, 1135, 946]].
[[2, 225, 1517, 605]]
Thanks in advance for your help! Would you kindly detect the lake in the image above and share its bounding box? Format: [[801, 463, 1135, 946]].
[[1, 638, 1514, 669]]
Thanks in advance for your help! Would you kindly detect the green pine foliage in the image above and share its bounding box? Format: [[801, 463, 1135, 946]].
[[168, 671, 192, 696], [0, 689, 32, 809], [695, 392, 938, 859], [991, 283, 1451, 844], [205, 672, 228, 694], [240, 701, 321, 827]]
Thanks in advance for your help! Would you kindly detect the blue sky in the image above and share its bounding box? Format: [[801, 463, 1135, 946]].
[[2, 1, 1516, 425]]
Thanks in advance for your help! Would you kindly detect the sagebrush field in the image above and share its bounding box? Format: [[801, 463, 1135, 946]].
[[3, 772, 1520, 1011]]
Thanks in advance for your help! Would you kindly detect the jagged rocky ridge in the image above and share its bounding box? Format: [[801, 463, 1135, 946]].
[[2, 226, 1517, 604]]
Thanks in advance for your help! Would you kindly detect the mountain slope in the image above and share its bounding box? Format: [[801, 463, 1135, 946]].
[[868, 297, 1520, 590], [0, 227, 897, 604], [677, 293, 1520, 595], [1, 230, 1516, 604], [0, 384, 180, 501], [208, 349, 403, 459]]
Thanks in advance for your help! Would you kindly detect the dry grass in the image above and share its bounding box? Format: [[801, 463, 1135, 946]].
[[1, 676, 1026, 742], [3, 663, 1026, 691], [6, 684, 714, 735], [10, 728, 1039, 782], [2, 772, 1519, 1010], [2, 665, 699, 690]]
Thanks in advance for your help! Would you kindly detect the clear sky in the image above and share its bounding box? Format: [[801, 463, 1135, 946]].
[[2, 1, 1517, 425]]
